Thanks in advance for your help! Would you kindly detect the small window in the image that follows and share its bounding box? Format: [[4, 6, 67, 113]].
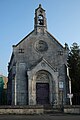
[[19, 48, 24, 53]]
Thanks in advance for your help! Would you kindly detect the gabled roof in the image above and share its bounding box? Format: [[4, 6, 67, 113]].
[[13, 30, 34, 47], [12, 29, 64, 50], [12, 4, 64, 49], [47, 31, 64, 49], [35, 4, 45, 12]]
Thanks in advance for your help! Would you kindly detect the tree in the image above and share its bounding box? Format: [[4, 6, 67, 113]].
[[67, 43, 80, 93]]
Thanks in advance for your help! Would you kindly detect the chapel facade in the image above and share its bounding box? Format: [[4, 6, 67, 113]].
[[7, 4, 69, 106]]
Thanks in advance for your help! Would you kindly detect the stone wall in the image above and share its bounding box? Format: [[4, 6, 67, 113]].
[[64, 105, 80, 114], [0, 105, 43, 114]]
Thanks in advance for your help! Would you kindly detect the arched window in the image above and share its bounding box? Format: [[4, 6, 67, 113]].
[[38, 15, 44, 25]]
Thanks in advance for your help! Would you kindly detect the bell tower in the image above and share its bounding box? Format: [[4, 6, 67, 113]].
[[34, 4, 47, 34]]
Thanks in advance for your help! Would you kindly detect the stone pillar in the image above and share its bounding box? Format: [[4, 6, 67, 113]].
[[27, 70, 35, 105], [51, 71, 59, 106]]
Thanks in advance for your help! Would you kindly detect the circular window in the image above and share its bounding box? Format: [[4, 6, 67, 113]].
[[35, 40, 48, 52]]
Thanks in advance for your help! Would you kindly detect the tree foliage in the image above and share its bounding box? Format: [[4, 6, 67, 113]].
[[67, 43, 80, 93]]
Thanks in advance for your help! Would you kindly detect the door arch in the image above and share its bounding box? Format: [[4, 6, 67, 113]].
[[35, 70, 53, 105]]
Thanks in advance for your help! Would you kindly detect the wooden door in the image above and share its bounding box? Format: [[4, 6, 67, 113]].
[[36, 83, 49, 105]]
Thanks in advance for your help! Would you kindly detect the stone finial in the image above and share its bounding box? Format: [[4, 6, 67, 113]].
[[65, 43, 69, 50]]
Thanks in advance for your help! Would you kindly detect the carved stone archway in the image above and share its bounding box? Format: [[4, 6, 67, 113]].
[[27, 58, 59, 106], [33, 70, 54, 105]]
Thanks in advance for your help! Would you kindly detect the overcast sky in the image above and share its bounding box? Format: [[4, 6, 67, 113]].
[[0, 0, 80, 76]]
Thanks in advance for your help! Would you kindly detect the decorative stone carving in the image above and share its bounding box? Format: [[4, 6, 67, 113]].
[[34, 40, 48, 52], [41, 62, 46, 67], [36, 71, 49, 82]]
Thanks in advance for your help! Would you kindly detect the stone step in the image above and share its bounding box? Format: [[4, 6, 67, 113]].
[[43, 105, 63, 114], [44, 109, 62, 114]]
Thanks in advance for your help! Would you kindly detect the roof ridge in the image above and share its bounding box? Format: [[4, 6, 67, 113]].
[[47, 31, 64, 48]]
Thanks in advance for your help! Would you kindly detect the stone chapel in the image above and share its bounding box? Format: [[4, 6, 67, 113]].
[[7, 4, 69, 106]]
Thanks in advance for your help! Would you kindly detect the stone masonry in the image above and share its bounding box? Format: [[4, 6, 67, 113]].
[[7, 4, 69, 106]]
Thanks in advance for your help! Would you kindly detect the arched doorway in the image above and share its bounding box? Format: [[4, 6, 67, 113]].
[[35, 70, 52, 105]]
